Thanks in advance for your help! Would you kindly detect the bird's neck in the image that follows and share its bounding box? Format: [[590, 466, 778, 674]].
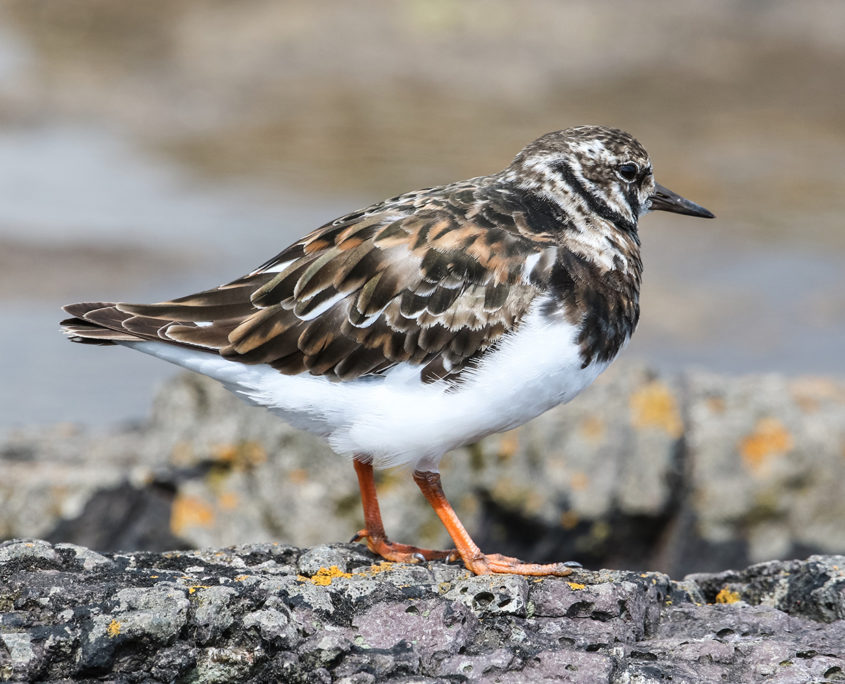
[[560, 214, 642, 281], [501, 179, 642, 280]]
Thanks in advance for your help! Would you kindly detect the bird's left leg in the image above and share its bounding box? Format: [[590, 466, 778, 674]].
[[413, 469, 574, 576], [350, 457, 458, 563]]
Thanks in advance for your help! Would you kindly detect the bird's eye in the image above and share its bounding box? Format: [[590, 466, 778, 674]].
[[616, 162, 639, 183]]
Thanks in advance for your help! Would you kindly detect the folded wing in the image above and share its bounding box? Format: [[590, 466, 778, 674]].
[[62, 184, 549, 383]]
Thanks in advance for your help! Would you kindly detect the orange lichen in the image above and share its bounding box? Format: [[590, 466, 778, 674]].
[[107, 620, 121, 638], [739, 417, 794, 471], [629, 381, 683, 438], [715, 587, 741, 604], [170, 494, 215, 535], [567, 582, 586, 590]]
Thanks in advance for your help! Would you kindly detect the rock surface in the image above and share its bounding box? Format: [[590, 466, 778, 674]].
[[2, 364, 845, 577], [1, 540, 843, 682]]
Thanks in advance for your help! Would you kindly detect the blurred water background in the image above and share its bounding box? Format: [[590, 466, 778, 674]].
[[1, 0, 843, 429]]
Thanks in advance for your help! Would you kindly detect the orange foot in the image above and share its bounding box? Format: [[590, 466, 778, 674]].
[[462, 552, 575, 576], [412, 470, 581, 577], [350, 529, 459, 564]]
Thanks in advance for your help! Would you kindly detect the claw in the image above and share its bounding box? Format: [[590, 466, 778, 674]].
[[563, 560, 583, 568], [412, 552, 426, 563]]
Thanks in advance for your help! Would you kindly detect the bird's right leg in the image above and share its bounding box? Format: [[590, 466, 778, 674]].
[[350, 457, 458, 563]]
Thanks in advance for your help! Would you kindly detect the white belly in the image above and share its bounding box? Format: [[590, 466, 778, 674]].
[[126, 303, 617, 471]]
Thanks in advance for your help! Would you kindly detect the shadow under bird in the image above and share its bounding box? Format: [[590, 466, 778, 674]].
[[61, 125, 714, 576]]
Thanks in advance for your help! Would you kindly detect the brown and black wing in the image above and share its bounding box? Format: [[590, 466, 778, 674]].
[[62, 181, 550, 382]]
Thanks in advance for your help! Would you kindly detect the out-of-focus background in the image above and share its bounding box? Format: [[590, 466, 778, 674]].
[[1, 0, 844, 430], [2, 1, 845, 576]]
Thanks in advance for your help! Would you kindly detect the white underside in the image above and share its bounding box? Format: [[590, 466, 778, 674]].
[[124, 300, 617, 471]]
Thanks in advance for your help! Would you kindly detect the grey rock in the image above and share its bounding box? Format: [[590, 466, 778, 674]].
[[54, 542, 114, 570], [686, 554, 845, 623], [1, 540, 844, 681], [193, 585, 237, 645], [443, 575, 529, 616], [0, 538, 59, 563], [242, 608, 297, 647], [194, 645, 262, 684]]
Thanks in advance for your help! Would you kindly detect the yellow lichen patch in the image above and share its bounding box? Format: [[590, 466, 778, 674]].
[[368, 561, 395, 574], [297, 560, 417, 587], [579, 415, 605, 444], [715, 587, 741, 604], [560, 510, 579, 530], [170, 494, 215, 535], [567, 582, 586, 590], [187, 585, 212, 594], [234, 575, 250, 582], [739, 417, 794, 471], [629, 380, 683, 438], [301, 565, 354, 586], [107, 619, 121, 638]]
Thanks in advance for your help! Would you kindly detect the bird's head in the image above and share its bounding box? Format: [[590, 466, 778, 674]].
[[509, 125, 714, 231]]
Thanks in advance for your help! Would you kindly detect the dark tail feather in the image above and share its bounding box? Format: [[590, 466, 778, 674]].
[[61, 302, 149, 345], [60, 302, 224, 354]]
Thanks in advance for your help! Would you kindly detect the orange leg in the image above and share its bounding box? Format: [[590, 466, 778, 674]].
[[350, 458, 457, 563], [413, 470, 574, 576]]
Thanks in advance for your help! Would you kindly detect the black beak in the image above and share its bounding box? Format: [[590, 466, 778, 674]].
[[649, 183, 714, 218]]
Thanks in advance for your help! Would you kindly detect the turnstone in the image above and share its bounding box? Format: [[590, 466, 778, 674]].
[[61, 126, 713, 576]]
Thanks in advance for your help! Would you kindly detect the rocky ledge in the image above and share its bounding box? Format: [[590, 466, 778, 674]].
[[1, 540, 844, 683]]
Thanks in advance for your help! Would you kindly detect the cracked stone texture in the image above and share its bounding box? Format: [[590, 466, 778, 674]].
[[2, 364, 844, 577], [1, 540, 843, 682]]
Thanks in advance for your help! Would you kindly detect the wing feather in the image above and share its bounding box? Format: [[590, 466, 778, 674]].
[[61, 180, 553, 382]]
